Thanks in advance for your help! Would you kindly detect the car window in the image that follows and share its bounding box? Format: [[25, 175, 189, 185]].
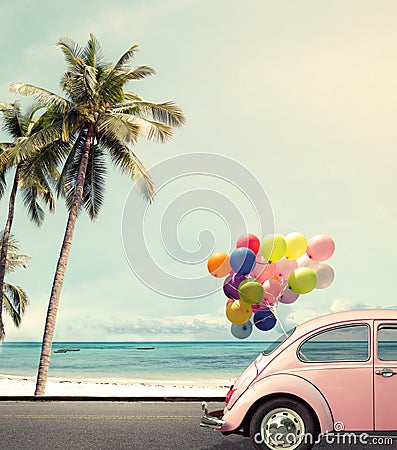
[[298, 324, 370, 362], [263, 327, 295, 355], [377, 324, 397, 361]]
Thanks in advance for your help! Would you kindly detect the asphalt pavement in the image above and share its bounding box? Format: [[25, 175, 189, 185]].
[[0, 401, 395, 450]]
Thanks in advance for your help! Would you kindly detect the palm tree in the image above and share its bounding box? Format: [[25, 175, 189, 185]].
[[0, 102, 59, 340], [1, 232, 29, 330], [7, 34, 185, 395]]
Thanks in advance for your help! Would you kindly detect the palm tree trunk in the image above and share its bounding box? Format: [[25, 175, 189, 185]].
[[35, 125, 94, 396], [0, 166, 20, 341]]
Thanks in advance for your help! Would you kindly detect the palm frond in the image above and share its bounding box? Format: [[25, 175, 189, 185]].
[[3, 283, 28, 327], [97, 113, 140, 144], [23, 103, 46, 135], [97, 68, 126, 105], [20, 185, 45, 226], [60, 70, 97, 106], [123, 65, 156, 80], [3, 120, 64, 166], [19, 138, 69, 185], [61, 110, 83, 142], [55, 131, 84, 198], [0, 233, 30, 272], [10, 83, 70, 113], [124, 92, 144, 101], [81, 147, 107, 219], [132, 116, 174, 143], [0, 101, 24, 139], [57, 36, 83, 69], [19, 153, 58, 218], [81, 33, 105, 68], [0, 143, 11, 198], [98, 45, 140, 101], [101, 67, 155, 97], [100, 137, 154, 201], [0, 170, 6, 199], [61, 130, 92, 214], [30, 108, 64, 135], [113, 100, 186, 127], [114, 44, 139, 70], [83, 65, 98, 101]]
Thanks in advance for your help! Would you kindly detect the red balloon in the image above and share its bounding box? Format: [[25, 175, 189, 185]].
[[236, 234, 260, 255]]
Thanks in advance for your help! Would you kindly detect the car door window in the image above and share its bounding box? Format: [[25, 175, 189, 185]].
[[298, 324, 370, 362], [377, 325, 397, 361]]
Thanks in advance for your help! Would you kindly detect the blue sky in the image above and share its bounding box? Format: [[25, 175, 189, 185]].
[[1, 0, 396, 341]]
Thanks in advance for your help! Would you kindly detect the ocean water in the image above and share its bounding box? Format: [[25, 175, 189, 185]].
[[1, 340, 394, 381], [0, 342, 269, 381]]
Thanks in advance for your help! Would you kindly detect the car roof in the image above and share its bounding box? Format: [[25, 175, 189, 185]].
[[292, 309, 397, 340]]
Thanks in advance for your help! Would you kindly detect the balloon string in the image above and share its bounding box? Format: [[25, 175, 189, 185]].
[[268, 279, 289, 337], [269, 305, 288, 337]]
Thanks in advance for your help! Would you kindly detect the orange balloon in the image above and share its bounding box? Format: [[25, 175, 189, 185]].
[[207, 252, 231, 278]]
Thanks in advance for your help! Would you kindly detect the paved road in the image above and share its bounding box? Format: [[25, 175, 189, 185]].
[[0, 401, 395, 450]]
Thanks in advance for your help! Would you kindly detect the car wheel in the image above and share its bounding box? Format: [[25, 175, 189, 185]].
[[249, 397, 318, 450]]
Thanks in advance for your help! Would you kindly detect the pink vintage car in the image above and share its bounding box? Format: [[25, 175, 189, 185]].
[[201, 309, 397, 450]]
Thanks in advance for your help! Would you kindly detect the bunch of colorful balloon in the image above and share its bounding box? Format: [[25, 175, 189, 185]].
[[207, 233, 335, 339]]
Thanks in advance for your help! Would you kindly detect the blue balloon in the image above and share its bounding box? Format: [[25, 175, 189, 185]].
[[230, 248, 256, 275], [254, 309, 277, 331], [231, 321, 253, 339]]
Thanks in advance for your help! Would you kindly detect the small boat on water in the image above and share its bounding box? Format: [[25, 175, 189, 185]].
[[136, 347, 155, 350], [54, 348, 80, 353]]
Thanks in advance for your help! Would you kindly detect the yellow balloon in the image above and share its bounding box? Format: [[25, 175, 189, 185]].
[[260, 234, 286, 262], [285, 232, 307, 259], [226, 300, 252, 325]]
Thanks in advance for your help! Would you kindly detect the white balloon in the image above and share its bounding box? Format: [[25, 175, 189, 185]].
[[231, 321, 253, 339], [297, 253, 317, 269], [313, 264, 335, 289]]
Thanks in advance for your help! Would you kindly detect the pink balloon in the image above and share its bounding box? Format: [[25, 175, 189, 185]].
[[279, 288, 299, 304], [307, 235, 335, 262], [251, 304, 261, 313], [259, 292, 275, 308], [263, 278, 283, 299], [256, 262, 275, 284], [273, 258, 298, 281], [250, 254, 268, 278]]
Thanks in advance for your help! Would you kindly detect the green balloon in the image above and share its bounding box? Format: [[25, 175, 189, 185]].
[[260, 234, 287, 262], [238, 279, 264, 305], [288, 267, 317, 294]]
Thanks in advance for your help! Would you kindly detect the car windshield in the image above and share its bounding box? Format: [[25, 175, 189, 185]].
[[263, 327, 296, 355]]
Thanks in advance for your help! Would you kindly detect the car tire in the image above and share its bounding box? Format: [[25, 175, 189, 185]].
[[249, 397, 318, 450]]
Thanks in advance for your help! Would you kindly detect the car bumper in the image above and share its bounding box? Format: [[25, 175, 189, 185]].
[[200, 401, 225, 430]]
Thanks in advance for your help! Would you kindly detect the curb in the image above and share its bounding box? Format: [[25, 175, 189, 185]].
[[0, 396, 225, 402]]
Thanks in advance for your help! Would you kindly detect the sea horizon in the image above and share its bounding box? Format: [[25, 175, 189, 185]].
[[0, 341, 270, 381]]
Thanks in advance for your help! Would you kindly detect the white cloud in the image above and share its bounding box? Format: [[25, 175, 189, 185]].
[[284, 308, 322, 329], [105, 314, 226, 336], [330, 298, 354, 313]]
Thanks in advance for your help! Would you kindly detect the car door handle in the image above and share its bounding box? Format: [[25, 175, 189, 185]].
[[376, 368, 397, 377]]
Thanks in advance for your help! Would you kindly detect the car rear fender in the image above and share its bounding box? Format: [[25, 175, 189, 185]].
[[221, 373, 334, 433]]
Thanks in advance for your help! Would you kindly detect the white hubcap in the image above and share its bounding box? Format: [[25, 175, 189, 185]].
[[260, 407, 305, 450]]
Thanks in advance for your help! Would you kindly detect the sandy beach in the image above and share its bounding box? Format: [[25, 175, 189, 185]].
[[0, 374, 231, 397]]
